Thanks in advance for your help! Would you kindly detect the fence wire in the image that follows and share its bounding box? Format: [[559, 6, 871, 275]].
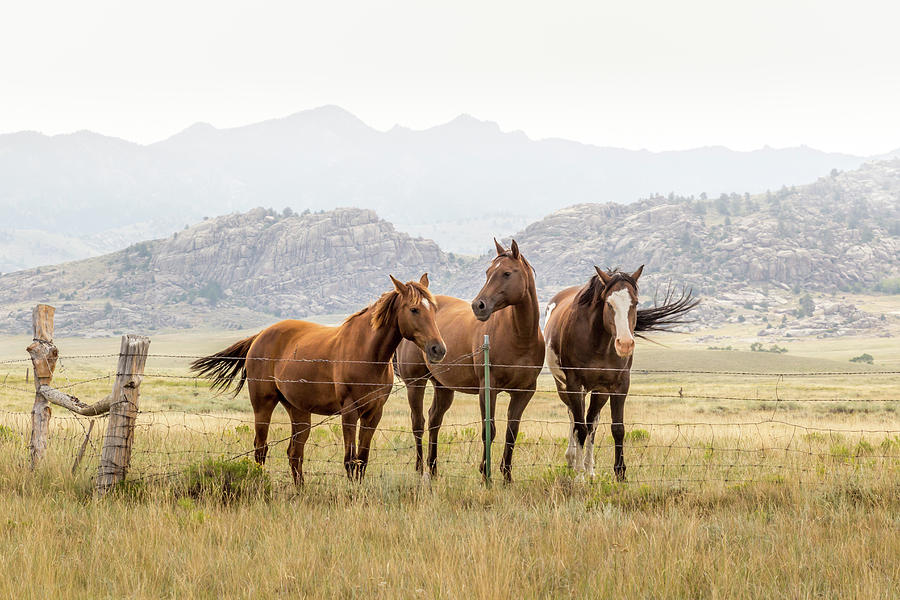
[[1, 352, 898, 494]]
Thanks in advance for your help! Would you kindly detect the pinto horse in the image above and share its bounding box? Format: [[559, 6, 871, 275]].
[[191, 275, 446, 484], [544, 266, 697, 480], [395, 239, 544, 482]]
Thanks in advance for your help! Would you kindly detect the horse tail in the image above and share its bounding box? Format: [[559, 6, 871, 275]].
[[190, 334, 259, 396], [635, 286, 700, 335]]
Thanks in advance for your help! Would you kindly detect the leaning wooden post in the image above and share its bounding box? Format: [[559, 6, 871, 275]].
[[95, 335, 150, 496], [27, 304, 58, 468]]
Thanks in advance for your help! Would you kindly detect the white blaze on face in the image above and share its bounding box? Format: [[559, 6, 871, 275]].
[[421, 298, 431, 311], [607, 289, 634, 344]]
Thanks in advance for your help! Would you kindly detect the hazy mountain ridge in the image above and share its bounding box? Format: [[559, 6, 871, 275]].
[[0, 105, 875, 266]]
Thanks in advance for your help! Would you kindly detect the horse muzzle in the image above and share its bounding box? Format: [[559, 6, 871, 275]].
[[471, 298, 494, 321], [426, 341, 447, 363], [614, 338, 635, 358]]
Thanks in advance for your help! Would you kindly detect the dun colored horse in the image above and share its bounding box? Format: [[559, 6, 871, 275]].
[[544, 267, 698, 480], [395, 239, 545, 482], [191, 275, 447, 483]]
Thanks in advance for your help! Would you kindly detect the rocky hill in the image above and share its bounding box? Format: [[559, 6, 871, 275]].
[[512, 160, 900, 336], [0, 208, 477, 335], [516, 160, 900, 293], [1, 160, 898, 338], [0, 105, 873, 266]]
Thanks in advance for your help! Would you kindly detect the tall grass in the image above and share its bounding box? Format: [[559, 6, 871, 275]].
[[0, 336, 898, 598]]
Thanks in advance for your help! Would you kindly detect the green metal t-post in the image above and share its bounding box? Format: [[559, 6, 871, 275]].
[[483, 334, 491, 486]]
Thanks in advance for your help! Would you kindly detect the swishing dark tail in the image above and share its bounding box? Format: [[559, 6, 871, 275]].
[[636, 286, 700, 335], [190, 334, 259, 396]]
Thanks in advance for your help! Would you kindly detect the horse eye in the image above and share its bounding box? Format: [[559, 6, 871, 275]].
[[503, 272, 511, 278], [410, 307, 419, 314]]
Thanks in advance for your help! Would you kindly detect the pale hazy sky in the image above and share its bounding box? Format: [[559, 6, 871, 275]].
[[2, 0, 898, 154]]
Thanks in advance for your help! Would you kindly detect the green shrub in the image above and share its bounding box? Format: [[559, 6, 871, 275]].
[[850, 353, 874, 365], [751, 342, 787, 353], [854, 439, 875, 456], [876, 277, 900, 294], [626, 429, 650, 442], [182, 457, 271, 503], [0, 425, 19, 444], [830, 444, 851, 460], [110, 479, 150, 502]]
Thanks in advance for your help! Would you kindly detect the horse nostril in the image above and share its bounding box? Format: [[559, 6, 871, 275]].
[[429, 344, 446, 362]]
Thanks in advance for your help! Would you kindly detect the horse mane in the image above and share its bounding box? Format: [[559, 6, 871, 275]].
[[576, 270, 638, 307], [344, 281, 436, 330], [635, 285, 700, 334], [574, 268, 700, 335]]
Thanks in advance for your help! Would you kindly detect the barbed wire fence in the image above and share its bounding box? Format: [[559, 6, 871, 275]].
[[3, 344, 899, 496]]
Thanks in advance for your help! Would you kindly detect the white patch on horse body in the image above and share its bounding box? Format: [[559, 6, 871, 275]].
[[607, 289, 634, 343], [544, 302, 555, 324], [546, 337, 566, 389]]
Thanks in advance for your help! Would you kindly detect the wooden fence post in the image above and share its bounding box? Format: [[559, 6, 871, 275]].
[[96, 335, 150, 496], [27, 304, 57, 468]]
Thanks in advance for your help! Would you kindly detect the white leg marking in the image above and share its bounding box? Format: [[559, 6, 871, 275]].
[[584, 414, 600, 477], [565, 408, 577, 468]]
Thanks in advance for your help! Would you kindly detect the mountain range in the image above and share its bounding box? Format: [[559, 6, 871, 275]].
[[1, 105, 892, 270], [0, 159, 897, 337]]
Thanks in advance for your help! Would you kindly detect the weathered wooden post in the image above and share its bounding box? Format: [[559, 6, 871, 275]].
[[27, 304, 57, 468], [95, 335, 150, 496]]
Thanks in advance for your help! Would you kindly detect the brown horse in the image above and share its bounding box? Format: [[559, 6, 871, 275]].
[[395, 239, 545, 482], [191, 275, 447, 483], [544, 267, 697, 480]]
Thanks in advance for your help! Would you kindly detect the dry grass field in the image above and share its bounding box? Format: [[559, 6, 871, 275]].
[[1, 326, 898, 598]]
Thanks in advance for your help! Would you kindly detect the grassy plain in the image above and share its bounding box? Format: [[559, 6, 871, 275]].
[[0, 322, 898, 599]]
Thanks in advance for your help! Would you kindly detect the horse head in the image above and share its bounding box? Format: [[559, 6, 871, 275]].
[[471, 238, 535, 322]]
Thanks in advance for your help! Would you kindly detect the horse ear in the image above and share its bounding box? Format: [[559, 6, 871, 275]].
[[631, 265, 644, 281], [389, 274, 408, 294], [494, 237, 506, 256], [594, 266, 611, 284], [419, 273, 430, 288], [510, 239, 520, 259]]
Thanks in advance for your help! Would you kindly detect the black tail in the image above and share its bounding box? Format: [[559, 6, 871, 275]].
[[636, 286, 700, 335], [190, 334, 259, 396]]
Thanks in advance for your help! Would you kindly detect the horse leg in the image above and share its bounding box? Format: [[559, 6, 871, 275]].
[[341, 404, 360, 481], [355, 402, 386, 480], [425, 383, 454, 478], [248, 381, 279, 465], [584, 391, 608, 478], [406, 381, 427, 473], [564, 373, 588, 479], [478, 387, 499, 480], [285, 405, 311, 486], [553, 378, 577, 468], [610, 389, 627, 481], [500, 389, 535, 483]]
